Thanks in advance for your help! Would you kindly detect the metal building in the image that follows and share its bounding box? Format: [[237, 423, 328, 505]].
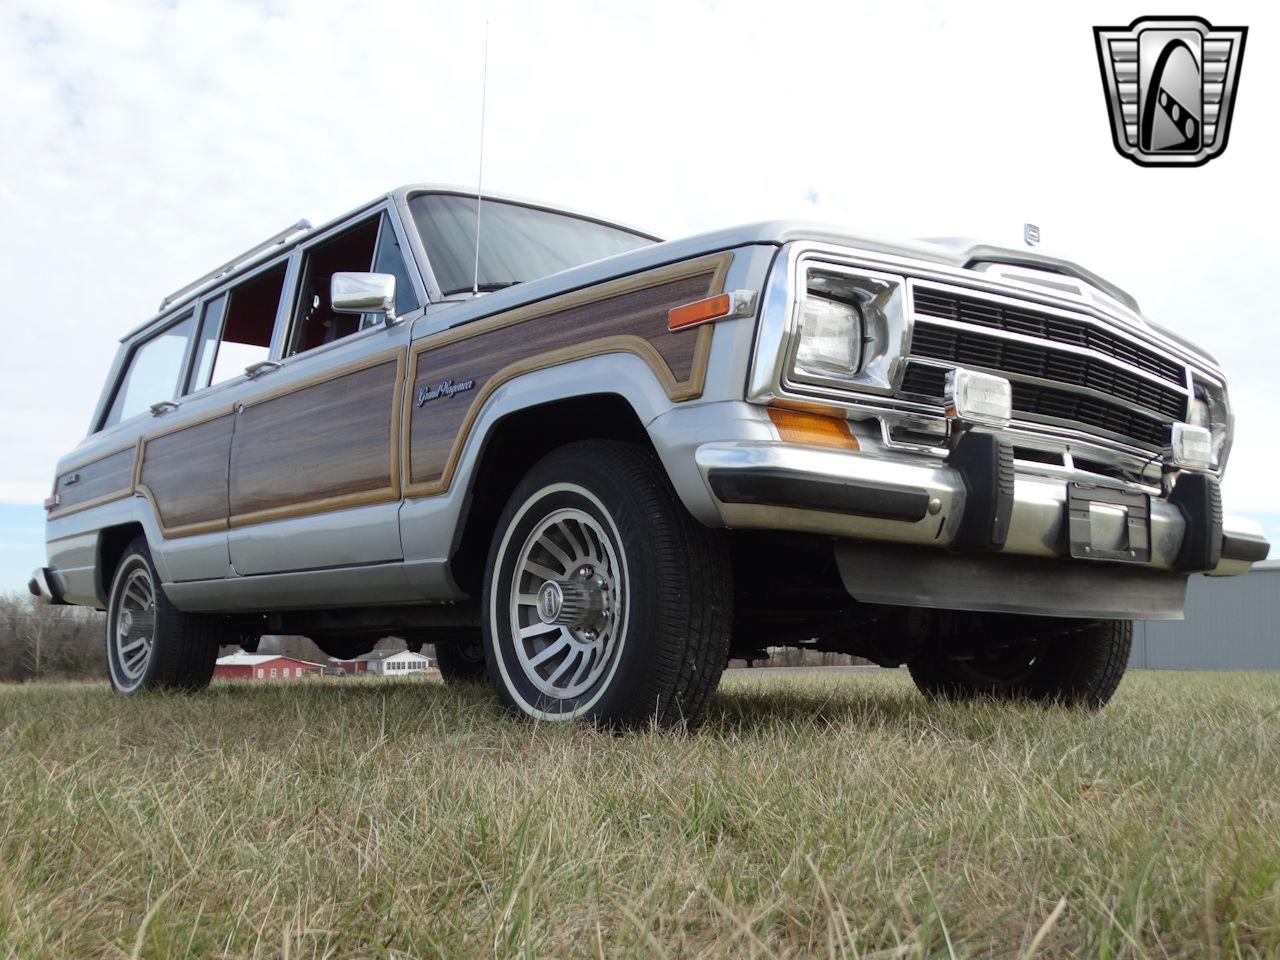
[[1129, 560, 1280, 670]]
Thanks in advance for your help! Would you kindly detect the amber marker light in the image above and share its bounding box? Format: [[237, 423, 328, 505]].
[[767, 407, 860, 451], [667, 289, 758, 331]]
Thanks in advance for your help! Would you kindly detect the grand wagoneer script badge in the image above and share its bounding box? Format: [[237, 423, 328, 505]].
[[415, 379, 475, 407], [1094, 16, 1247, 167]]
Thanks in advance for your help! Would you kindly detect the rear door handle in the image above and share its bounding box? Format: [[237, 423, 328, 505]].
[[149, 400, 180, 416], [244, 360, 283, 379]]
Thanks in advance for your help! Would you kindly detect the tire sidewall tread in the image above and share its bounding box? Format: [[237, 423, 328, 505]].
[[106, 538, 219, 694], [908, 619, 1132, 709], [482, 440, 732, 727]]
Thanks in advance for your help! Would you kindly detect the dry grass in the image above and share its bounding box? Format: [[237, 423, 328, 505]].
[[2, 669, 1279, 958]]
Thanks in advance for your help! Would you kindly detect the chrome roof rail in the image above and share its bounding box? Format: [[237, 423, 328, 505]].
[[158, 218, 312, 311]]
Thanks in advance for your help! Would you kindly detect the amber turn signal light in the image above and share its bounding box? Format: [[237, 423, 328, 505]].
[[767, 408, 859, 451], [667, 289, 758, 331], [667, 294, 731, 331]]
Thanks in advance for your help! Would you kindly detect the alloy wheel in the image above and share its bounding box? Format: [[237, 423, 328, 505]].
[[506, 507, 627, 702]]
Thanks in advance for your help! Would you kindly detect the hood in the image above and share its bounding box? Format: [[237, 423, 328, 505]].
[[429, 218, 1216, 367]]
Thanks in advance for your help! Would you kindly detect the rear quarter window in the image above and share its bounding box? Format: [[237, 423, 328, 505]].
[[101, 313, 195, 429]]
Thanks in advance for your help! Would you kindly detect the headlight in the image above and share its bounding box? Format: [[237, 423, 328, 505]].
[[783, 267, 904, 393], [795, 295, 863, 379]]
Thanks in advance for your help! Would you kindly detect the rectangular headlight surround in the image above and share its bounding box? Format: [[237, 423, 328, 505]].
[[783, 264, 908, 396]]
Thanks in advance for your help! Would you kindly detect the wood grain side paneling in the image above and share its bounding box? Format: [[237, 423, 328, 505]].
[[229, 353, 403, 526], [404, 253, 732, 495], [48, 445, 138, 519], [136, 413, 234, 536]]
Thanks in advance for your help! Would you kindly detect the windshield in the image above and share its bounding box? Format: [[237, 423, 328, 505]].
[[408, 193, 657, 296]]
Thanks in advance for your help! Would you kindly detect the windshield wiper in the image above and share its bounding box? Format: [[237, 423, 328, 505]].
[[443, 280, 523, 296]]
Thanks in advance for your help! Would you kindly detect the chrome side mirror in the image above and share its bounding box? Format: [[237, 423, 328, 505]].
[[331, 272, 397, 326]]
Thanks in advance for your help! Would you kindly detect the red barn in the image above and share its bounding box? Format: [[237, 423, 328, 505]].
[[213, 653, 325, 680]]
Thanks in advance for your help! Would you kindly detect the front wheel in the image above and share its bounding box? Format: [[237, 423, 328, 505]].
[[105, 538, 220, 693], [908, 618, 1132, 708], [433, 629, 487, 684], [482, 441, 733, 727]]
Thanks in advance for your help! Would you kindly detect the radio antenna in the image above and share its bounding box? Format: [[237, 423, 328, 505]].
[[472, 20, 490, 295]]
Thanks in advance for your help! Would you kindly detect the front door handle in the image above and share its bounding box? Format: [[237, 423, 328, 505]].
[[244, 360, 283, 379], [149, 399, 180, 416]]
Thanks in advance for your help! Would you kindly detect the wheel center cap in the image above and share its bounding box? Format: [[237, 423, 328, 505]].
[[120, 610, 133, 632], [536, 581, 564, 624]]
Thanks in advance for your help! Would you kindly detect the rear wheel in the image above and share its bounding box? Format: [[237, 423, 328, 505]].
[[908, 618, 1131, 708], [482, 440, 732, 727], [105, 538, 219, 693]]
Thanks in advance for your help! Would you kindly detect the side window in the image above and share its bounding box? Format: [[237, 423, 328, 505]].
[[188, 262, 287, 392], [187, 294, 226, 392], [102, 313, 195, 429], [289, 217, 381, 356], [372, 215, 418, 317]]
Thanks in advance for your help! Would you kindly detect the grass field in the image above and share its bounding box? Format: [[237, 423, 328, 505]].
[[2, 669, 1279, 959]]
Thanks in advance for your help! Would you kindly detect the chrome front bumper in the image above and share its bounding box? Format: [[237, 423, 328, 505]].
[[695, 441, 1268, 579], [28, 566, 66, 605]]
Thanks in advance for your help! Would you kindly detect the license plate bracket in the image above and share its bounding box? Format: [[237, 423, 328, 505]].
[[1066, 482, 1152, 563]]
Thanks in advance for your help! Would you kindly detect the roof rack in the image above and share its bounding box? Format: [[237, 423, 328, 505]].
[[158, 218, 312, 311]]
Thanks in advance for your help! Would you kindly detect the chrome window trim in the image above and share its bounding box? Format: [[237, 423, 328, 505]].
[[382, 200, 432, 307], [394, 189, 444, 304]]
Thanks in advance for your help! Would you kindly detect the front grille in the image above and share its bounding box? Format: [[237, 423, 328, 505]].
[[899, 363, 948, 397], [901, 361, 1173, 448], [910, 321, 1187, 419], [912, 288, 1185, 387], [901, 283, 1189, 452]]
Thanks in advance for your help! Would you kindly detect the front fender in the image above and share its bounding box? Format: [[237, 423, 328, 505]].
[[396, 353, 768, 570]]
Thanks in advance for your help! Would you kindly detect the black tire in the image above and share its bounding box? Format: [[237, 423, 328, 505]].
[[482, 440, 732, 727], [105, 538, 220, 693], [908, 619, 1132, 708], [433, 629, 487, 684]]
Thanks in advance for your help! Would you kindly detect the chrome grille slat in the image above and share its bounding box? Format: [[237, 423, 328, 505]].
[[903, 281, 1191, 452], [900, 361, 1173, 449], [911, 287, 1185, 386], [910, 320, 1187, 420]]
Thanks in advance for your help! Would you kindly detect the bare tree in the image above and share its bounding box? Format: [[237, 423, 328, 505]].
[[0, 595, 106, 682]]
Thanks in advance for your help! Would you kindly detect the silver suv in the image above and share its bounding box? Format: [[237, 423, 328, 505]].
[[32, 186, 1269, 723]]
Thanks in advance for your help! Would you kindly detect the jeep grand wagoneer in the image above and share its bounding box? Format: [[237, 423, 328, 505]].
[[32, 186, 1269, 724]]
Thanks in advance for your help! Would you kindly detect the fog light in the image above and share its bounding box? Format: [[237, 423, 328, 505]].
[[944, 369, 1012, 428], [1170, 422, 1213, 469]]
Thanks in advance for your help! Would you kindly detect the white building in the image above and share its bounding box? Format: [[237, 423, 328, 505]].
[[346, 649, 436, 676]]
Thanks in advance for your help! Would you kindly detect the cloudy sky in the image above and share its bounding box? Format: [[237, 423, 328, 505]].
[[1, 0, 1275, 590]]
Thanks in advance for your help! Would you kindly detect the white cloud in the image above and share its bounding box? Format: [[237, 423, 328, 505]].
[[1, 0, 1276, 528]]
